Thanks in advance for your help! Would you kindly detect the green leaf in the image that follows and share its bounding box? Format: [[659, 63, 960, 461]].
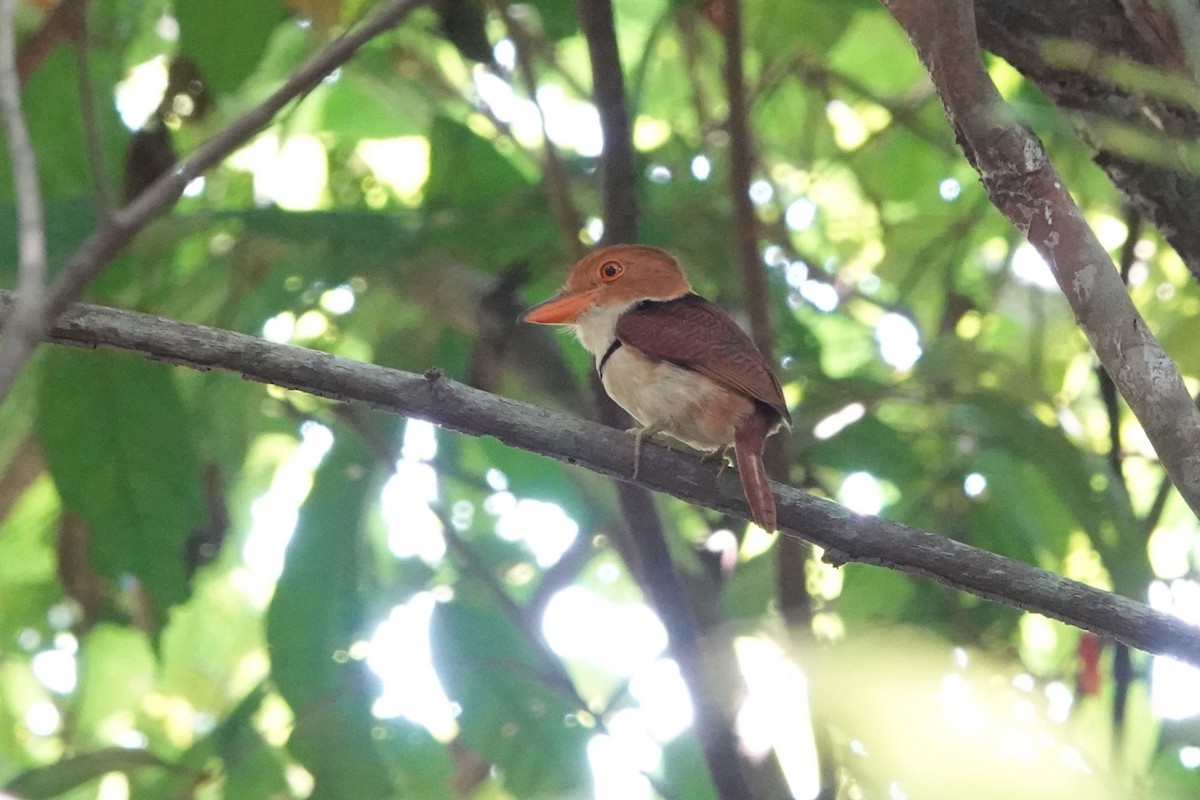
[[745, 0, 858, 59], [721, 549, 777, 622], [222, 731, 292, 800], [826, 6, 928, 93], [74, 624, 156, 739], [837, 564, 917, 629], [131, 684, 272, 799], [266, 434, 396, 798], [423, 117, 559, 269], [231, 207, 422, 275], [37, 349, 206, 632], [0, 476, 58, 585], [429, 594, 591, 798], [952, 394, 1145, 592], [0, 50, 124, 200], [0, 199, 99, 286], [317, 67, 430, 141], [807, 413, 924, 484], [176, 0, 289, 95], [286, 682, 395, 800], [660, 734, 718, 800], [966, 449, 1072, 568], [426, 116, 532, 210], [373, 721, 457, 800], [525, 0, 579, 39]]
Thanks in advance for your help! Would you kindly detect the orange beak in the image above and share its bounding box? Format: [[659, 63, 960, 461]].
[[521, 289, 597, 325]]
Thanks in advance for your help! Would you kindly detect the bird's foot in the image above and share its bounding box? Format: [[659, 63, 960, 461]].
[[627, 424, 663, 479], [700, 446, 736, 476]]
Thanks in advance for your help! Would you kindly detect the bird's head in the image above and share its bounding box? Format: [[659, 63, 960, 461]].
[[521, 244, 693, 325]]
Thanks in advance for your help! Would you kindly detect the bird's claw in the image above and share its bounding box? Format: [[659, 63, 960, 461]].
[[628, 425, 662, 479], [700, 446, 736, 477]]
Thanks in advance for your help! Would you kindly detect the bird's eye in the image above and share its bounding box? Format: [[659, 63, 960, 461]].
[[599, 261, 623, 281]]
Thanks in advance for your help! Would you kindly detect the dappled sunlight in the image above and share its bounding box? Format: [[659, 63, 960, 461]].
[[30, 636, 76, 695], [1150, 579, 1200, 719], [242, 422, 333, 593], [1011, 242, 1059, 291], [875, 312, 922, 371], [813, 402, 865, 440], [382, 420, 446, 563], [494, 497, 578, 568], [588, 734, 655, 800], [230, 133, 329, 210], [809, 629, 1126, 799], [115, 56, 169, 130], [736, 637, 820, 800], [355, 137, 430, 204], [368, 592, 458, 741], [543, 586, 667, 677], [381, 461, 445, 563], [838, 471, 884, 516], [629, 658, 693, 741]]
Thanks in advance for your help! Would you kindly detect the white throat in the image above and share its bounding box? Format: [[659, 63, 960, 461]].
[[571, 302, 636, 362]]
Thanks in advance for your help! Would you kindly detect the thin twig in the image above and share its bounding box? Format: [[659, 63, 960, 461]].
[[15, 0, 88, 84], [0, 0, 49, 385], [72, 2, 114, 216], [1142, 474, 1174, 535], [1096, 206, 1143, 747], [499, 2, 585, 257], [9, 293, 1200, 667], [755, 50, 953, 156], [0, 0, 429, 406], [675, 9, 714, 134]]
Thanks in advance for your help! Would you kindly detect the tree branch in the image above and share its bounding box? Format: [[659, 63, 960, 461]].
[[0, 0, 49, 402], [9, 293, 1200, 665], [0, 0, 428, 406], [15, 0, 88, 84], [576, 0, 637, 245], [881, 0, 1200, 523]]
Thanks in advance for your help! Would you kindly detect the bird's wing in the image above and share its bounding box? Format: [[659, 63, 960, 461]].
[[615, 294, 791, 424]]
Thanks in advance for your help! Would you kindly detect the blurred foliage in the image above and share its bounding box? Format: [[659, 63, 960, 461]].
[[1, 0, 1200, 798]]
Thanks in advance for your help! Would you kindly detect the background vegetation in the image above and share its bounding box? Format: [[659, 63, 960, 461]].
[[1, 0, 1199, 797]]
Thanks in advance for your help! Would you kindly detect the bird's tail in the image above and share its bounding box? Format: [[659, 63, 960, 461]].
[[734, 412, 777, 533]]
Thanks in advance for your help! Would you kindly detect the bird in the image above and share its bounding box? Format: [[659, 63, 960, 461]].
[[521, 244, 791, 532]]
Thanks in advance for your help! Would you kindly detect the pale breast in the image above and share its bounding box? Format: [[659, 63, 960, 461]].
[[601, 345, 755, 451]]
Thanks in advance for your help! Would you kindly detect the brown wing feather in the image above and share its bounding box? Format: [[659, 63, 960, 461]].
[[615, 294, 791, 424]]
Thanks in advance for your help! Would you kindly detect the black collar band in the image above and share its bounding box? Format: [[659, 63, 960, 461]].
[[598, 339, 622, 378]]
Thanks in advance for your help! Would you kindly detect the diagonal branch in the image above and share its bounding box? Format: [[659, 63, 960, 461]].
[[8, 292, 1200, 667], [881, 0, 1200, 523], [0, 0, 429, 406]]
